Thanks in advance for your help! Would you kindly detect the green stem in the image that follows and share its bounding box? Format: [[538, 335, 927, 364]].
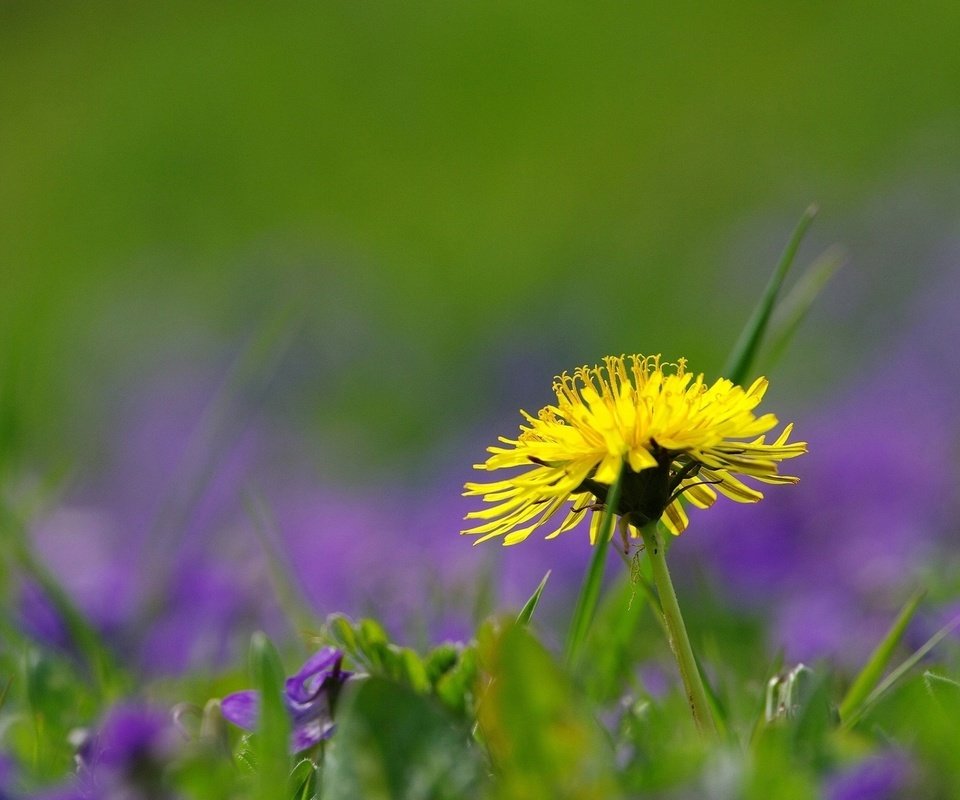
[[639, 523, 717, 736]]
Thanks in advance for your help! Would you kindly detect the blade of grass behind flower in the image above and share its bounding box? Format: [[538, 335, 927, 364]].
[[517, 570, 550, 626], [565, 470, 623, 666], [139, 300, 305, 620], [838, 589, 925, 724], [722, 204, 818, 386], [844, 611, 960, 728], [0, 498, 123, 698], [759, 244, 846, 373], [243, 488, 317, 640], [749, 649, 786, 744]]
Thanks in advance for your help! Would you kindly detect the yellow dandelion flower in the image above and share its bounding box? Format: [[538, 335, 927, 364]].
[[462, 354, 806, 547]]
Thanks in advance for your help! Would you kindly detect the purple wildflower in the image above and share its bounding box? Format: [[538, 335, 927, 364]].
[[73, 703, 183, 800], [17, 580, 72, 653], [0, 753, 18, 800], [221, 647, 351, 752], [824, 753, 915, 800]]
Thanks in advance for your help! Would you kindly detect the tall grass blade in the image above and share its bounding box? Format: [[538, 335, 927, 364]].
[[849, 613, 960, 727], [139, 301, 305, 619], [249, 631, 291, 800], [244, 488, 317, 639], [0, 499, 122, 697], [760, 244, 846, 372], [838, 589, 925, 723], [722, 204, 818, 385], [565, 469, 623, 666], [864, 617, 960, 708]]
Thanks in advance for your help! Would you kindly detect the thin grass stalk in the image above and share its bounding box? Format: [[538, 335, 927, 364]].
[[639, 522, 718, 736], [564, 469, 623, 666]]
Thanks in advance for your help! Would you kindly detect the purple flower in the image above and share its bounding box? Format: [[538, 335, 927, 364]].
[[824, 753, 914, 800], [221, 647, 351, 752], [0, 753, 18, 800], [73, 703, 183, 799]]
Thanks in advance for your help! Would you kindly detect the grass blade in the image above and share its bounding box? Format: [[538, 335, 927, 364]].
[[565, 469, 623, 666], [847, 612, 960, 727], [0, 498, 123, 698], [138, 300, 305, 620], [760, 244, 846, 372], [249, 632, 291, 800], [722, 204, 818, 385], [838, 589, 924, 723], [517, 570, 551, 626], [244, 488, 317, 639]]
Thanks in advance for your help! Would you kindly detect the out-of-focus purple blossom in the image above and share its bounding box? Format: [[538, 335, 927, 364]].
[[137, 557, 263, 675], [18, 373, 282, 676], [20, 364, 460, 671], [27, 508, 138, 641], [80, 705, 180, 772], [221, 647, 351, 752], [65, 703, 184, 800], [823, 752, 915, 800], [23, 788, 86, 800], [0, 753, 18, 800], [17, 580, 71, 652]]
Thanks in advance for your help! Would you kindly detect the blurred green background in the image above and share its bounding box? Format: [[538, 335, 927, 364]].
[[2, 1, 959, 474]]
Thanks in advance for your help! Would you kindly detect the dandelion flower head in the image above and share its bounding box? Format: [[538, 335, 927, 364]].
[[463, 354, 806, 546]]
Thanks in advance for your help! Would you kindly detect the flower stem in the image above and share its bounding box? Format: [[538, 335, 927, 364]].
[[639, 523, 718, 737]]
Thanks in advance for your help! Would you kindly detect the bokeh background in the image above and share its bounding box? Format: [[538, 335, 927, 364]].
[[2, 2, 959, 676]]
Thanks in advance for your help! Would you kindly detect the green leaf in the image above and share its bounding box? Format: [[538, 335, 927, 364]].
[[838, 589, 925, 724], [423, 642, 460, 685], [394, 647, 431, 694], [434, 645, 478, 717], [478, 622, 622, 800], [324, 615, 387, 671], [358, 618, 390, 650], [924, 669, 960, 701], [517, 570, 551, 626], [289, 758, 319, 800], [326, 615, 466, 705], [565, 468, 623, 666], [788, 670, 835, 755], [921, 670, 960, 733], [248, 632, 291, 800], [722, 204, 818, 386], [322, 677, 485, 800]]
